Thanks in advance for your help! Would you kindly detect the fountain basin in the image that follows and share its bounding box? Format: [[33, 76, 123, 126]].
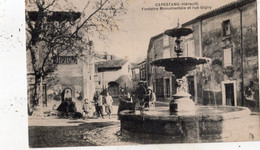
[[119, 106, 251, 143], [151, 57, 210, 78]]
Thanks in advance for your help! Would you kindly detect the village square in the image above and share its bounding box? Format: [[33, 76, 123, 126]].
[[23, 0, 260, 148]]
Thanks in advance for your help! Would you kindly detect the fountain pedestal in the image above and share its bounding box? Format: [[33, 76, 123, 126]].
[[169, 77, 195, 113], [170, 91, 195, 113]]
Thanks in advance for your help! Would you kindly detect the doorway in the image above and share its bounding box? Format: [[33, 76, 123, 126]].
[[225, 83, 234, 106], [221, 81, 237, 106], [187, 76, 196, 102], [108, 82, 119, 98], [165, 78, 170, 97]]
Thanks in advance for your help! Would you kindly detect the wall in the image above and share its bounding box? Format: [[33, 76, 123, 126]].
[[96, 61, 132, 92], [147, 34, 177, 100], [198, 1, 258, 111]]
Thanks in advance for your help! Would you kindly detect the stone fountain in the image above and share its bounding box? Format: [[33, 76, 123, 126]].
[[118, 25, 251, 143], [152, 26, 210, 114]]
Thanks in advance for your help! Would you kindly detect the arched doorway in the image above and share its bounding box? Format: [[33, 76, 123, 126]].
[[108, 82, 119, 97], [62, 87, 73, 102]]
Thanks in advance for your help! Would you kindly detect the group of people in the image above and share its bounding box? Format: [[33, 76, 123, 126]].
[[57, 82, 156, 120], [135, 82, 156, 108], [117, 82, 156, 119], [82, 91, 113, 119]]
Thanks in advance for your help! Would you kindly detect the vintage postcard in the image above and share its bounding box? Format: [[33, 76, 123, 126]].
[[24, 0, 259, 148]]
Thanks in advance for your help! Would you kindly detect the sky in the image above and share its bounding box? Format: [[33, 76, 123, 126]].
[[29, 0, 238, 63], [94, 0, 238, 62]]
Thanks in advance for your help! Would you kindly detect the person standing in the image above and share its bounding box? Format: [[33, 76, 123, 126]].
[[134, 82, 147, 108], [82, 99, 92, 120], [93, 91, 99, 118], [104, 92, 113, 119], [147, 88, 156, 108], [117, 88, 132, 119], [96, 92, 104, 119]]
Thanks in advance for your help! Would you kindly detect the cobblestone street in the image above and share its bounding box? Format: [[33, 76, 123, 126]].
[[28, 111, 260, 147], [29, 115, 120, 147]]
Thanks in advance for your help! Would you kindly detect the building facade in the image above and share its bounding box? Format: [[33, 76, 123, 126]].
[[95, 59, 132, 97], [27, 51, 95, 112], [146, 0, 259, 111], [182, 0, 258, 111], [26, 11, 96, 112], [131, 63, 140, 90], [147, 34, 175, 101]]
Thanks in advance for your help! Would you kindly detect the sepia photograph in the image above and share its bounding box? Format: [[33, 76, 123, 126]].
[[2, 0, 260, 149]]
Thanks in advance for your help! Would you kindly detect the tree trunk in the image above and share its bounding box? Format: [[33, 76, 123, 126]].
[[33, 76, 39, 106], [32, 75, 41, 107], [39, 76, 43, 107]]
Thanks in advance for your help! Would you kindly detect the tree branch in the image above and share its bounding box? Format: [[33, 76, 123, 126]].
[[71, 0, 109, 37]]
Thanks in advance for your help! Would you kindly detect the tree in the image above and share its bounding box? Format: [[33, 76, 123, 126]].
[[26, 0, 128, 108]]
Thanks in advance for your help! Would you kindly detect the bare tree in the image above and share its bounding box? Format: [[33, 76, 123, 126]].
[[26, 0, 128, 108]]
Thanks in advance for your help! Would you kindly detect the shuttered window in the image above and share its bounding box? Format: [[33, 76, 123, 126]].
[[223, 48, 232, 67]]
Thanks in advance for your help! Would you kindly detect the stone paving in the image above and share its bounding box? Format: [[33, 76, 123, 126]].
[[28, 102, 259, 147]]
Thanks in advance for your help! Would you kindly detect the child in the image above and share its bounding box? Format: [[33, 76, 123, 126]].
[[82, 99, 92, 120]]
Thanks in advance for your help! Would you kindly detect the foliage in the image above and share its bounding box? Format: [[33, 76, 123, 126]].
[[222, 66, 234, 77], [26, 0, 128, 106]]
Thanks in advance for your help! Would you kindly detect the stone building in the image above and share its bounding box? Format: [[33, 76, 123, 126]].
[[27, 49, 95, 112], [26, 11, 97, 112], [95, 58, 132, 97], [181, 0, 258, 111], [131, 63, 140, 90], [147, 33, 174, 101], [146, 0, 259, 111]]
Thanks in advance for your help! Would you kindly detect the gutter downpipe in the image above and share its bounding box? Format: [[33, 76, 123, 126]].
[[199, 19, 203, 105], [238, 7, 244, 106]]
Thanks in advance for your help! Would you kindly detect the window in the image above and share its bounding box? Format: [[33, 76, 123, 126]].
[[163, 35, 169, 47], [223, 48, 232, 67], [53, 56, 78, 64], [222, 20, 231, 36], [156, 78, 164, 97], [163, 48, 170, 58], [165, 78, 170, 97], [154, 39, 163, 52], [184, 40, 195, 57]]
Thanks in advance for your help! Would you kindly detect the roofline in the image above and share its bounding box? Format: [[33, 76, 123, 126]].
[[95, 59, 128, 69], [137, 60, 146, 65], [182, 0, 256, 26], [97, 67, 122, 72], [150, 33, 164, 40]]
